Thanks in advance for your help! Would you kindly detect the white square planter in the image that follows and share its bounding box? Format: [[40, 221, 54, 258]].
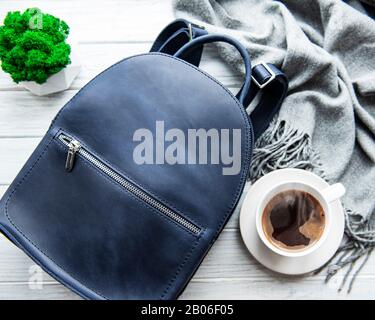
[[19, 51, 81, 96]]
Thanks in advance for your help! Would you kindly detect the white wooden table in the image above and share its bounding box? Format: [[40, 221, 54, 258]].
[[1, 0, 374, 300]]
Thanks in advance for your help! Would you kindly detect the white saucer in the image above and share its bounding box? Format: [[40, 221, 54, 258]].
[[239, 169, 345, 275]]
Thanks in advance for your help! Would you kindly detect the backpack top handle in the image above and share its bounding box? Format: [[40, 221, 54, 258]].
[[174, 34, 252, 107]]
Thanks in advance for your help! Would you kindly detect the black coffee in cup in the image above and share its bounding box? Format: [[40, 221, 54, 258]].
[[262, 190, 326, 251]]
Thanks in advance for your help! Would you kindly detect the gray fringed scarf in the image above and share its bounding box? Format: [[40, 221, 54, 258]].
[[173, 0, 375, 292]]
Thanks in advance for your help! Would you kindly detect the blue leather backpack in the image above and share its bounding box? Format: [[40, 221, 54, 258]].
[[0, 20, 288, 299]]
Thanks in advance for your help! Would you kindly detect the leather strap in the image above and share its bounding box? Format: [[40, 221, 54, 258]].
[[150, 19, 208, 66], [246, 63, 288, 140], [150, 20, 288, 140], [174, 34, 252, 106]]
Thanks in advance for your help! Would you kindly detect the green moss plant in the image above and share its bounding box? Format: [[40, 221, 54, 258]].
[[0, 8, 71, 84]]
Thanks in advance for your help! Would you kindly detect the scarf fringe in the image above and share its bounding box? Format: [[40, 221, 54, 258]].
[[249, 120, 326, 181], [249, 120, 375, 293]]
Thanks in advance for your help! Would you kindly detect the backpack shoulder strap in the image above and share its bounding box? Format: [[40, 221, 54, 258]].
[[150, 20, 288, 141], [245, 62, 288, 140], [150, 19, 208, 66]]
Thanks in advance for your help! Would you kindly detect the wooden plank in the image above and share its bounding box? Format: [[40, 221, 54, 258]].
[[0, 43, 151, 91], [1, 228, 375, 282], [0, 276, 373, 300], [0, 186, 7, 197], [0, 283, 81, 300], [0, 0, 174, 43], [0, 138, 41, 185], [181, 277, 375, 300], [0, 230, 373, 299], [0, 93, 75, 138]]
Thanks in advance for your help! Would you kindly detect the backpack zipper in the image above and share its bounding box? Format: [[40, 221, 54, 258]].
[[58, 133, 201, 235]]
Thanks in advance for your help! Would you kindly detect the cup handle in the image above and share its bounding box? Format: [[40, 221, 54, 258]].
[[321, 183, 346, 203]]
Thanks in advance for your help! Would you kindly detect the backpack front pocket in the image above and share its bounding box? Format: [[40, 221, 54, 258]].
[[57, 133, 201, 235], [4, 131, 203, 299]]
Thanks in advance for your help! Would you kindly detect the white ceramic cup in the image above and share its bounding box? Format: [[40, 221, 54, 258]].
[[255, 181, 346, 258]]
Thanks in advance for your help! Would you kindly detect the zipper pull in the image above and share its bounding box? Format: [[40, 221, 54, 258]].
[[65, 140, 81, 172]]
